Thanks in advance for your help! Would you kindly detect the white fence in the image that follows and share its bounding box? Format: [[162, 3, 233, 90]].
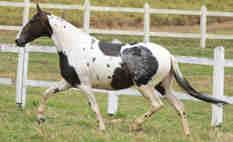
[[0, 0, 233, 126]]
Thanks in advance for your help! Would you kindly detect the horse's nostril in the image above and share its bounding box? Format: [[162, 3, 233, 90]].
[[15, 39, 20, 45], [15, 39, 26, 47]]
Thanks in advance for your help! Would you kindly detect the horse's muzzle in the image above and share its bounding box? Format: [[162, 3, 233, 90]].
[[15, 39, 26, 47]]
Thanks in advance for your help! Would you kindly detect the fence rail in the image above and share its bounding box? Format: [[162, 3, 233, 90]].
[[0, 0, 233, 127], [1, 1, 233, 17], [1, 44, 233, 67]]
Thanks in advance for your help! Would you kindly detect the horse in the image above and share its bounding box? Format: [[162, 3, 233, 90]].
[[15, 4, 228, 136]]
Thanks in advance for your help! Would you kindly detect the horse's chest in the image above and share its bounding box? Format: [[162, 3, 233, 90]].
[[58, 52, 81, 87]]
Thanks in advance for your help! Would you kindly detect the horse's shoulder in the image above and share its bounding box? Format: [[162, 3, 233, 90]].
[[58, 52, 81, 87]]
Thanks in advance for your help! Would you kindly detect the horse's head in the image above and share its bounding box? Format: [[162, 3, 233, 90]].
[[15, 4, 52, 47]]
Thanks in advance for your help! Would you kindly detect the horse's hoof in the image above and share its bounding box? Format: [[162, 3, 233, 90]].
[[37, 117, 46, 125]]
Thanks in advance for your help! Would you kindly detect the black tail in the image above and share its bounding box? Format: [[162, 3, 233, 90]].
[[171, 56, 229, 104]]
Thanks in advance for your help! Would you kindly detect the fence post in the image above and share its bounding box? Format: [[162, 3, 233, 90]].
[[106, 39, 122, 115], [107, 92, 119, 115], [200, 5, 207, 48], [144, 3, 150, 43], [211, 46, 224, 126], [16, 0, 30, 108], [83, 0, 90, 33], [21, 48, 29, 107], [16, 48, 24, 107]]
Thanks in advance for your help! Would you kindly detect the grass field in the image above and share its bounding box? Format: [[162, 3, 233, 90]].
[[1, 85, 233, 142], [1, 0, 233, 141]]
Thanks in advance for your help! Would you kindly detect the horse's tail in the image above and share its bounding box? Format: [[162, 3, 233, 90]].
[[170, 56, 229, 104]]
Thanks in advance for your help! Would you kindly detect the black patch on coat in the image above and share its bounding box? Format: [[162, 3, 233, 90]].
[[154, 82, 166, 95], [58, 52, 81, 87], [99, 41, 123, 56], [90, 39, 95, 49], [111, 63, 134, 89], [121, 46, 159, 86], [92, 57, 96, 62]]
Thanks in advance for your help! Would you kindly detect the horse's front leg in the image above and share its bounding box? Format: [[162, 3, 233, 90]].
[[78, 85, 106, 131], [37, 79, 71, 124]]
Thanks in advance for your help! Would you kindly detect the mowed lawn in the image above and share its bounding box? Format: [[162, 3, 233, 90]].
[[1, 85, 233, 142], [1, 0, 233, 141]]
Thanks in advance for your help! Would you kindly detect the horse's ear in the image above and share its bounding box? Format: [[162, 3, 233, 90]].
[[36, 3, 42, 13]]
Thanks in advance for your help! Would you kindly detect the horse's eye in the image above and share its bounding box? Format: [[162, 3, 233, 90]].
[[30, 16, 40, 23]]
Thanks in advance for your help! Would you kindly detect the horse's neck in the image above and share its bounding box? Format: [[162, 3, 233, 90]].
[[48, 15, 94, 52]]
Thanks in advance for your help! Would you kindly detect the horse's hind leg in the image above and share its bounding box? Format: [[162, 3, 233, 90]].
[[162, 74, 190, 136], [166, 92, 190, 136], [131, 85, 164, 131], [37, 79, 71, 123]]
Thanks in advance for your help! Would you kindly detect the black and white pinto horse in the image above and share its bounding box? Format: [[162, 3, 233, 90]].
[[16, 5, 228, 135]]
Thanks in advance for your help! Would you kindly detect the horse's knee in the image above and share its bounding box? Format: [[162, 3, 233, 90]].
[[44, 87, 59, 96], [43, 88, 52, 96], [151, 102, 164, 112], [178, 101, 185, 110]]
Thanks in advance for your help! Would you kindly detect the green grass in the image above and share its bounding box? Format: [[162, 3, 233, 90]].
[[0, 85, 233, 142], [1, 0, 233, 141]]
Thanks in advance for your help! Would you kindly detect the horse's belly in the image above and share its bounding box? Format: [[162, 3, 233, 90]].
[[89, 56, 122, 90]]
